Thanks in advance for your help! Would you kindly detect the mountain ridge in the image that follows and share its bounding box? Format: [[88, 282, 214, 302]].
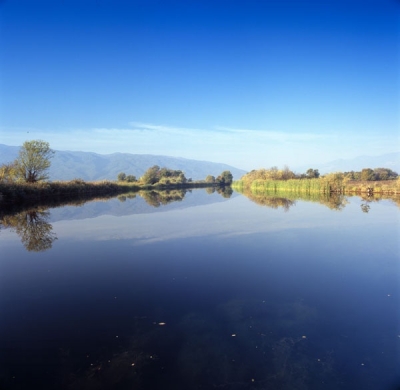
[[1, 144, 399, 180], [299, 152, 400, 175], [0, 144, 247, 181]]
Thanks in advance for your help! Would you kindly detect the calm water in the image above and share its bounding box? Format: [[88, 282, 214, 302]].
[[0, 189, 399, 390]]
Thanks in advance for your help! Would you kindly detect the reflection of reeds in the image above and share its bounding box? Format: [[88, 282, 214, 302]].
[[236, 187, 351, 211]]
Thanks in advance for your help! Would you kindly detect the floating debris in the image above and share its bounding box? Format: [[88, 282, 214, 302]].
[[158, 322, 166, 326]]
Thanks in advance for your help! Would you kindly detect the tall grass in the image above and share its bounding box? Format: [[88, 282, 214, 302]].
[[0, 179, 140, 205], [233, 177, 400, 195], [0, 179, 226, 205]]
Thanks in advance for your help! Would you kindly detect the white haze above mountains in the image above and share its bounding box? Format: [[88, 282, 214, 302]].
[[0, 144, 399, 181]]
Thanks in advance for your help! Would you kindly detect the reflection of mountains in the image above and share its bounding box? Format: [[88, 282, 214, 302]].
[[31, 188, 236, 223]]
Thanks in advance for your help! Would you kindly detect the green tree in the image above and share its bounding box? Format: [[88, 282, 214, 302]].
[[323, 172, 345, 192], [117, 172, 127, 181], [360, 168, 375, 181], [15, 140, 54, 183], [373, 168, 398, 180], [141, 166, 187, 185], [306, 168, 320, 179], [141, 165, 160, 184], [281, 165, 296, 180], [216, 170, 233, 185], [205, 175, 215, 183], [0, 162, 18, 183], [125, 175, 136, 182]]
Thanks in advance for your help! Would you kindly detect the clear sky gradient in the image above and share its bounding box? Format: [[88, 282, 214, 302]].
[[1, 0, 399, 171]]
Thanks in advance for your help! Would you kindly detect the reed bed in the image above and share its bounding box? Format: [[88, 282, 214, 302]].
[[0, 179, 138, 204], [233, 178, 400, 195]]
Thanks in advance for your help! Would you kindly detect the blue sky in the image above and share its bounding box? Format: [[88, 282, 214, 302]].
[[1, 0, 399, 171]]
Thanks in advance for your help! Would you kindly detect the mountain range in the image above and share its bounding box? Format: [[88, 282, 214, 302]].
[[0, 144, 399, 181], [298, 152, 400, 175], [0, 144, 246, 181]]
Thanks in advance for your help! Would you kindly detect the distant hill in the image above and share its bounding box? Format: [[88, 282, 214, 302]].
[[297, 152, 400, 175], [0, 144, 247, 181]]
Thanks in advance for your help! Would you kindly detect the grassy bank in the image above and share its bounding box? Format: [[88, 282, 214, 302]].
[[232, 178, 400, 195], [0, 179, 224, 206]]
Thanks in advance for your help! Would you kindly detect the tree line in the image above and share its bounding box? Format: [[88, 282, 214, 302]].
[[0, 140, 233, 186], [117, 166, 233, 185], [240, 166, 398, 184]]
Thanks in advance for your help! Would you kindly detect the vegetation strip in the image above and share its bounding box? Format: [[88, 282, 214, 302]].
[[0, 140, 234, 205], [233, 167, 400, 195]]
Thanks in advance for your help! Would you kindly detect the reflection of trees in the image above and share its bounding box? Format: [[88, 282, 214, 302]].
[[216, 185, 233, 198], [139, 189, 187, 207], [245, 192, 296, 211], [237, 188, 350, 211], [360, 203, 370, 213], [139, 186, 233, 207], [1, 208, 57, 251]]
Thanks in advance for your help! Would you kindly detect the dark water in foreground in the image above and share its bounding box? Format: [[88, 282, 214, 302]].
[[0, 189, 399, 390]]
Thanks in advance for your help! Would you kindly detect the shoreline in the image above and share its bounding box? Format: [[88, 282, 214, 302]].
[[0, 180, 221, 207], [232, 179, 400, 195]]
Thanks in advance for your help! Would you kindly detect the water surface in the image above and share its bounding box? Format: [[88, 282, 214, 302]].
[[0, 189, 399, 389]]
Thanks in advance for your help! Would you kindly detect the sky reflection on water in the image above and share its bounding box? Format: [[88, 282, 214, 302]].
[[0, 189, 399, 389]]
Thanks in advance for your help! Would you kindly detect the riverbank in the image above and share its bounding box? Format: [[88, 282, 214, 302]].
[[0, 179, 219, 206], [232, 178, 400, 195]]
